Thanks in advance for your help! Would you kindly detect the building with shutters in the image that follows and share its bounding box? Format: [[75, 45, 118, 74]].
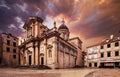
[[86, 35, 120, 68]]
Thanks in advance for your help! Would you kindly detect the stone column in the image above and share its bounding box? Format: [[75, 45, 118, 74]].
[[57, 42, 59, 68], [44, 38, 47, 65], [33, 24, 35, 37], [26, 50, 29, 65], [38, 42, 40, 65], [35, 21, 39, 37], [33, 42, 35, 65], [23, 48, 26, 66], [37, 22, 40, 37], [52, 37, 58, 69], [35, 43, 38, 65], [20, 49, 24, 65]]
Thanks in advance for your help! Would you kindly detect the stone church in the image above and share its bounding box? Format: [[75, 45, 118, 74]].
[[19, 16, 83, 69]]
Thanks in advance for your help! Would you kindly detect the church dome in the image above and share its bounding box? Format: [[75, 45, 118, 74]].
[[58, 24, 69, 30], [58, 19, 70, 41], [58, 19, 69, 30]]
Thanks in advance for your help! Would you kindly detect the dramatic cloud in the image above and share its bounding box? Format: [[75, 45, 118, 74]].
[[0, 0, 120, 49]]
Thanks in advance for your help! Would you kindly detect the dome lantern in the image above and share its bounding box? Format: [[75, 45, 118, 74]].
[[58, 19, 70, 41]]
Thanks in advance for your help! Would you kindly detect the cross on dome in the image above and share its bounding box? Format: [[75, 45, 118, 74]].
[[62, 18, 65, 24]]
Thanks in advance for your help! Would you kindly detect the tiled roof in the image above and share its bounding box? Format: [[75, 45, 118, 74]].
[[87, 36, 120, 48], [87, 42, 102, 48]]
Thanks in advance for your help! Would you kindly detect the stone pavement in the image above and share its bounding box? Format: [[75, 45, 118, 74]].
[[0, 68, 96, 77], [85, 68, 120, 77], [0, 68, 120, 77]]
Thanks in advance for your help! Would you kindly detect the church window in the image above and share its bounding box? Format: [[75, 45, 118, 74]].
[[27, 26, 32, 38], [49, 50, 52, 57]]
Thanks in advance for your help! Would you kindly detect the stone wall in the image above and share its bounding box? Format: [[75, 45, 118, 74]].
[[1, 33, 19, 66]]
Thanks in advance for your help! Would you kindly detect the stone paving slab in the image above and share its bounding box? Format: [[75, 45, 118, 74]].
[[1, 68, 120, 77], [85, 68, 120, 77], [0, 68, 96, 77]]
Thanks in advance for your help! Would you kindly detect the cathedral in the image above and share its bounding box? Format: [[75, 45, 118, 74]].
[[19, 16, 83, 69]]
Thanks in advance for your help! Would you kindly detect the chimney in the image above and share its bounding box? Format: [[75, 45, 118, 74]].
[[110, 35, 114, 39]]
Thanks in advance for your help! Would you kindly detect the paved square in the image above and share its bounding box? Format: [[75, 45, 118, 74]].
[[0, 68, 120, 77]]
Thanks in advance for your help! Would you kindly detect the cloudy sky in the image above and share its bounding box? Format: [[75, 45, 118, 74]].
[[0, 0, 120, 50]]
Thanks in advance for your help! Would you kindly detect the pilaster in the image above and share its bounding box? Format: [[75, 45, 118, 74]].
[[35, 42, 38, 65], [33, 42, 35, 65], [44, 38, 47, 65], [38, 42, 40, 65], [52, 37, 58, 69]]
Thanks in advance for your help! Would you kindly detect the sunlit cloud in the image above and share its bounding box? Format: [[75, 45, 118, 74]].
[[0, 0, 11, 9], [99, 0, 105, 5], [15, 3, 28, 13], [0, 0, 120, 50], [8, 24, 17, 29]]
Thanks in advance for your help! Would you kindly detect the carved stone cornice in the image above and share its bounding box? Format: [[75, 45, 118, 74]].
[[47, 44, 53, 49]]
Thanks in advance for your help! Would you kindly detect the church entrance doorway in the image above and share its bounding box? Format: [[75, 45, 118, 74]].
[[29, 55, 32, 65], [41, 57, 44, 65]]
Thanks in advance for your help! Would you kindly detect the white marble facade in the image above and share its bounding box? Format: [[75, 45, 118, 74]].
[[19, 16, 83, 69]]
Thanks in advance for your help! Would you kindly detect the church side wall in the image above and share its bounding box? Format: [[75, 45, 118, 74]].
[[57, 40, 77, 68], [46, 38, 52, 67], [58, 51, 64, 68], [64, 53, 69, 68]]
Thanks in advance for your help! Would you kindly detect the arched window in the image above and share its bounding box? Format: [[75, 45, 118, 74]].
[[49, 50, 52, 57], [89, 63, 92, 67]]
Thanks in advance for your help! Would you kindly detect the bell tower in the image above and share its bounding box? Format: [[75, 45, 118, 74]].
[[23, 16, 48, 40]]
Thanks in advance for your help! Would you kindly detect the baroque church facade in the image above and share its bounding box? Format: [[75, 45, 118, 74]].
[[19, 16, 83, 69]]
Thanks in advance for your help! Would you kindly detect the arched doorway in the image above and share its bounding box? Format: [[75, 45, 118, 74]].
[[41, 57, 44, 65], [29, 55, 32, 65], [39, 53, 44, 65], [89, 63, 92, 67]]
